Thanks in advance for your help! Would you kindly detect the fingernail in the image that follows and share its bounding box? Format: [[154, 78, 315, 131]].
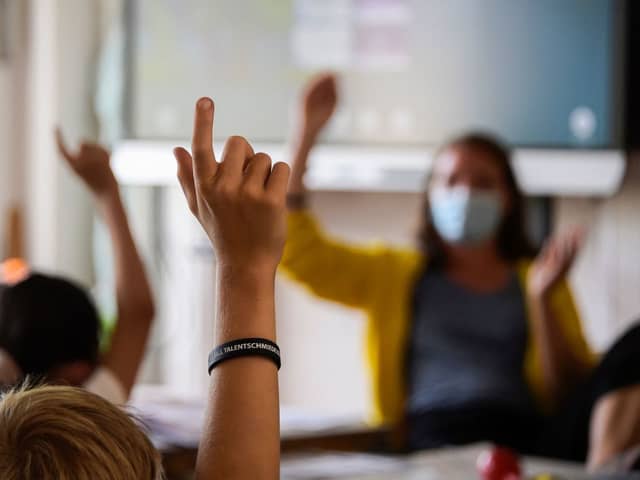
[[198, 98, 213, 111]]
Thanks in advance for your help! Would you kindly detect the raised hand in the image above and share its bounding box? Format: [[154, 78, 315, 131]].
[[175, 98, 285, 479], [55, 129, 117, 197], [55, 130, 154, 398], [288, 74, 338, 198], [301, 73, 338, 139], [174, 98, 291, 274], [528, 227, 585, 300]]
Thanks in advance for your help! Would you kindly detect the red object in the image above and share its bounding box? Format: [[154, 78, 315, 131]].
[[476, 446, 522, 480]]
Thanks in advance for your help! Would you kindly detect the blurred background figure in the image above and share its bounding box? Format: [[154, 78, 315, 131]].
[[0, 130, 155, 405], [283, 73, 640, 467]]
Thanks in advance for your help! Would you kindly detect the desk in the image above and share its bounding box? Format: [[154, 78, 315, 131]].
[[281, 445, 633, 480], [161, 436, 640, 479], [132, 387, 637, 479], [162, 426, 390, 480], [129, 386, 390, 479]]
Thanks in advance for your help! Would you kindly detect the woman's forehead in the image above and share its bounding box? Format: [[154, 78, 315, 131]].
[[433, 145, 503, 178]]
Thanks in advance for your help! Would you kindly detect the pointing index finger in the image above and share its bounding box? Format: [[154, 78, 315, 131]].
[[191, 97, 217, 182]]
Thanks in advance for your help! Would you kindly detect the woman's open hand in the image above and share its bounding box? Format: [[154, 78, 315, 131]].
[[528, 227, 585, 300]]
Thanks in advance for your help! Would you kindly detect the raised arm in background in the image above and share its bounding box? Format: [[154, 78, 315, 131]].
[[288, 73, 337, 199], [281, 73, 409, 310], [527, 228, 594, 406], [174, 98, 288, 480], [55, 130, 155, 398]]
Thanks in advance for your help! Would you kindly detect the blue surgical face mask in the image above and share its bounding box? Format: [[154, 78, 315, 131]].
[[428, 187, 503, 246]]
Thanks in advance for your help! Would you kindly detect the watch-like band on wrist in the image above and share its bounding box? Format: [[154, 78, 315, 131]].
[[208, 338, 281, 374]]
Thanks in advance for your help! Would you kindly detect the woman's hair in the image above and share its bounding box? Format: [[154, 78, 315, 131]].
[[0, 384, 162, 480], [418, 132, 536, 267], [0, 273, 101, 377]]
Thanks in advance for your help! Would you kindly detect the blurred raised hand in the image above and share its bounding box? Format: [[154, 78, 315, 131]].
[[301, 73, 338, 140], [55, 128, 154, 398], [55, 129, 117, 197], [528, 227, 585, 300], [289, 73, 338, 198]]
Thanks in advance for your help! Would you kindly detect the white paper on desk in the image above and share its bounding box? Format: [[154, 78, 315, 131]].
[[129, 385, 368, 450], [134, 406, 367, 450], [281, 453, 406, 479], [280, 406, 367, 436], [128, 398, 205, 449]]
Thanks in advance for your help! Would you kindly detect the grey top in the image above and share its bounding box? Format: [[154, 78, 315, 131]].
[[407, 269, 536, 415]]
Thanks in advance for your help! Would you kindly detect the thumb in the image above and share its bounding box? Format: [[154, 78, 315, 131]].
[[55, 128, 75, 163]]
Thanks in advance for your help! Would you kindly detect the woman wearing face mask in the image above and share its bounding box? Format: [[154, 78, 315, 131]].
[[283, 74, 640, 469]]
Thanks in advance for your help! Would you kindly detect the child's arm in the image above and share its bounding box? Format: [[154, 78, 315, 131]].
[[55, 130, 155, 399], [174, 98, 288, 480]]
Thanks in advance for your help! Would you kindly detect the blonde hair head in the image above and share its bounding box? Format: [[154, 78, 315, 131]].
[[0, 384, 162, 480]]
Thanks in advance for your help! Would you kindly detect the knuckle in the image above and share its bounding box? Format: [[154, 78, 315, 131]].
[[197, 177, 214, 192], [262, 193, 281, 209], [246, 155, 271, 174], [192, 147, 210, 159], [177, 168, 191, 183], [214, 183, 236, 202], [226, 135, 248, 150], [240, 185, 262, 202], [254, 152, 272, 164], [277, 162, 292, 174], [273, 162, 291, 176]]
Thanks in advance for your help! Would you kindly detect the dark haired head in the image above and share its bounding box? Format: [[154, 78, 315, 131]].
[[419, 132, 536, 267], [0, 274, 101, 379]]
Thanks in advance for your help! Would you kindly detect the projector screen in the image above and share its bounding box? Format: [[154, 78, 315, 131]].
[[129, 0, 624, 148]]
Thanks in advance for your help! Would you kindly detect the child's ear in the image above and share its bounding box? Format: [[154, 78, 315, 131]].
[[0, 349, 23, 385], [49, 361, 94, 387]]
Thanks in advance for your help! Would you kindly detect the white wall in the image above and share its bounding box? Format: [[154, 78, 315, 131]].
[[0, 63, 14, 255], [0, 0, 101, 280], [51, 0, 100, 281], [0, 0, 23, 257], [154, 186, 217, 395]]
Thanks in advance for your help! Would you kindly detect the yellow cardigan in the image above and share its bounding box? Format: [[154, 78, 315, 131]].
[[281, 210, 596, 426]]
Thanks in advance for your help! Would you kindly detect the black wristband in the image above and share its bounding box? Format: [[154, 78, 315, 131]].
[[208, 338, 281, 374]]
